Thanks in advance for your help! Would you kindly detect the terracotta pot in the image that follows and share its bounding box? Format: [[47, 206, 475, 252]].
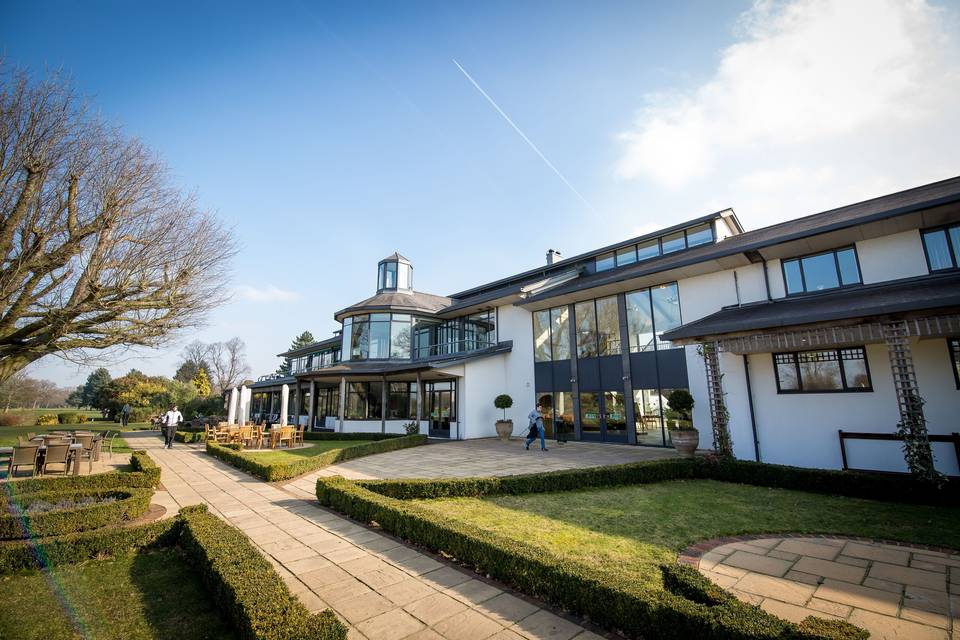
[[495, 419, 514, 441], [669, 428, 699, 458]]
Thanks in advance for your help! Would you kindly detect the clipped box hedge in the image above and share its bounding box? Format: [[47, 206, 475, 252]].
[[175, 430, 206, 443], [178, 505, 345, 640], [6, 450, 161, 495], [206, 434, 427, 482], [357, 457, 959, 506], [304, 432, 404, 442], [0, 487, 153, 539], [316, 476, 865, 640], [56, 412, 89, 424]]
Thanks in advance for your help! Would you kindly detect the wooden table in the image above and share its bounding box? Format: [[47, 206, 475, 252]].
[[0, 443, 85, 475]]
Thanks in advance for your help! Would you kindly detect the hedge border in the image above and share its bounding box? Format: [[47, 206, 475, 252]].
[[175, 430, 205, 443], [3, 450, 161, 495], [356, 457, 960, 506], [0, 487, 153, 539], [178, 505, 345, 640], [206, 434, 427, 482], [316, 477, 865, 640], [304, 432, 403, 441]]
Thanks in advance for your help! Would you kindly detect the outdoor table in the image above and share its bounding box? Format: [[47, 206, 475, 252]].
[[0, 443, 85, 476]]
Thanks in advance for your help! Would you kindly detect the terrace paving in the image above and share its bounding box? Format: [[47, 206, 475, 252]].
[[692, 536, 960, 640], [127, 432, 608, 640], [282, 438, 678, 499]]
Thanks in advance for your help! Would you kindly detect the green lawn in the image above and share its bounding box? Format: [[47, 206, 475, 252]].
[[239, 440, 374, 465], [412, 479, 960, 592], [0, 549, 233, 640], [0, 426, 132, 453]]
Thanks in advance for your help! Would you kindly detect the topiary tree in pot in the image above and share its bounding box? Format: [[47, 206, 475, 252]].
[[666, 389, 698, 458], [494, 394, 514, 441]]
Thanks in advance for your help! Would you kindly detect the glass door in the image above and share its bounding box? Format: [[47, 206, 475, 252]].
[[427, 381, 455, 438], [579, 391, 627, 442]]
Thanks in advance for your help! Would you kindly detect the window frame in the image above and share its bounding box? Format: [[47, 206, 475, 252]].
[[772, 346, 873, 394], [949, 337, 960, 390], [921, 223, 960, 273], [780, 246, 863, 296], [593, 223, 716, 273]]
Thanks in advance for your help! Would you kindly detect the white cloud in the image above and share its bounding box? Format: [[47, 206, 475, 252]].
[[233, 285, 301, 303], [616, 0, 960, 196]]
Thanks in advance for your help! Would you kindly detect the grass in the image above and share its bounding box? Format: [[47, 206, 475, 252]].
[[412, 479, 960, 591], [0, 548, 234, 640], [0, 426, 132, 453], [239, 440, 375, 465]]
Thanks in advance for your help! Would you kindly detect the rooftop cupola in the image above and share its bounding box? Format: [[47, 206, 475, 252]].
[[377, 252, 413, 293]]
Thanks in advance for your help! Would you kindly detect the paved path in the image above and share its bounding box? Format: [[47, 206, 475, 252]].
[[692, 536, 959, 640], [283, 438, 677, 499], [127, 433, 602, 640]]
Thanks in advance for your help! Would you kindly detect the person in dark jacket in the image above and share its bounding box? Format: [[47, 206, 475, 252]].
[[525, 403, 548, 452]]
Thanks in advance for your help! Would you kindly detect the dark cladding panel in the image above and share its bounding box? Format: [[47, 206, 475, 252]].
[[551, 360, 572, 392], [598, 356, 623, 390], [577, 358, 601, 391], [534, 362, 554, 392], [629, 352, 660, 389], [656, 348, 689, 389]]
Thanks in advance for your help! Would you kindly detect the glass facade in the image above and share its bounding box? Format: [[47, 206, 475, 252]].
[[626, 282, 681, 352], [412, 310, 496, 359], [533, 306, 570, 362], [922, 224, 960, 271], [782, 247, 862, 295], [595, 223, 716, 272], [575, 301, 598, 358], [342, 313, 414, 360]]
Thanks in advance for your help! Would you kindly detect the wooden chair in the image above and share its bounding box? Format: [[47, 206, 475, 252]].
[[8, 445, 40, 478], [42, 443, 71, 475], [277, 426, 294, 449], [204, 424, 217, 442], [239, 426, 255, 449], [294, 425, 305, 447]]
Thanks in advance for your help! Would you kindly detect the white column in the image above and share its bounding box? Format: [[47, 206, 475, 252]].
[[227, 387, 239, 424], [239, 386, 251, 426], [280, 384, 290, 426]]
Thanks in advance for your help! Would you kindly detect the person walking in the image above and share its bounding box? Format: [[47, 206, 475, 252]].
[[162, 404, 182, 450], [121, 403, 131, 428], [525, 403, 548, 452]]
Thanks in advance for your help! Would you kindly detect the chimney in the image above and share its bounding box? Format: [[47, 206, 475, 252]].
[[546, 249, 561, 265]]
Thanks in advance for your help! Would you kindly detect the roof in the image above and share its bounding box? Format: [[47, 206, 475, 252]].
[[278, 335, 341, 358], [519, 176, 960, 306], [249, 375, 296, 390], [661, 272, 960, 342], [380, 252, 411, 263], [334, 289, 452, 322]]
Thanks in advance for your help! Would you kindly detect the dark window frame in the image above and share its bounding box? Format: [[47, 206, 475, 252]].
[[772, 346, 873, 394], [780, 246, 863, 296], [532, 305, 570, 362], [949, 337, 960, 390], [594, 223, 716, 273], [921, 223, 960, 273]]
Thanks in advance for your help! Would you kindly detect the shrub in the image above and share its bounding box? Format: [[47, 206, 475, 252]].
[[666, 390, 694, 424], [403, 421, 420, 435], [207, 434, 427, 482], [8, 450, 161, 494], [494, 394, 513, 421], [0, 413, 25, 427], [303, 432, 403, 441], [35, 413, 58, 426], [316, 478, 867, 640], [178, 505, 346, 640], [175, 430, 206, 443], [56, 412, 89, 424], [0, 488, 153, 539]]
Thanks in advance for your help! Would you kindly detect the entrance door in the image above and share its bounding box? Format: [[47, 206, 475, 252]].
[[426, 381, 456, 438], [579, 391, 627, 443]]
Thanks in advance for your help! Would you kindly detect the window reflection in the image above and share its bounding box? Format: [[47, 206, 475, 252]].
[[575, 301, 599, 358]]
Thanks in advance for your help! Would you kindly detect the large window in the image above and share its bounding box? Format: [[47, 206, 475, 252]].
[[387, 382, 418, 420], [782, 247, 861, 295], [378, 262, 397, 290], [949, 338, 960, 390], [626, 282, 682, 352], [594, 223, 715, 272], [343, 314, 413, 360], [345, 382, 384, 419], [575, 301, 598, 358], [412, 311, 496, 359], [533, 305, 570, 362], [922, 224, 960, 272], [574, 296, 620, 358], [773, 347, 872, 393]]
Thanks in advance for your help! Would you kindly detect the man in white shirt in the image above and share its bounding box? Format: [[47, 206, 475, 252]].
[[162, 404, 183, 449]]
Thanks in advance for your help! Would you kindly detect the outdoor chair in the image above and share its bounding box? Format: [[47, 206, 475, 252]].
[[8, 445, 40, 478], [294, 425, 305, 447], [17, 435, 29, 446], [277, 426, 294, 448], [238, 426, 253, 448], [100, 430, 122, 459], [74, 434, 95, 474], [27, 432, 36, 439], [42, 443, 71, 475], [42, 435, 70, 446], [204, 424, 217, 442]]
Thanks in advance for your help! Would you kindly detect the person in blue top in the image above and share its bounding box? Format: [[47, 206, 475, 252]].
[[525, 403, 548, 452]]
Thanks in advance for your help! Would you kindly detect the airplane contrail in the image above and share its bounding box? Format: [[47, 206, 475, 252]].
[[453, 59, 597, 213]]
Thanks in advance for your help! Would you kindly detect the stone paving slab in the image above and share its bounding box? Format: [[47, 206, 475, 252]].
[[685, 535, 958, 640], [126, 432, 603, 640]]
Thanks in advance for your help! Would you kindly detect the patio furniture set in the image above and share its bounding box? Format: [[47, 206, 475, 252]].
[[205, 423, 305, 450], [1, 431, 119, 478]]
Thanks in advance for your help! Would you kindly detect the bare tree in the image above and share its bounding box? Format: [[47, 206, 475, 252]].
[[0, 66, 237, 384], [208, 337, 251, 394]]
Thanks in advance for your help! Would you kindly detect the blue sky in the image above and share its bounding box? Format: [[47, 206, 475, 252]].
[[4, 0, 959, 386]]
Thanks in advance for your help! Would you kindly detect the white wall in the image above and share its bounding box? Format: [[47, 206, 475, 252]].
[[855, 230, 929, 284], [338, 420, 410, 435]]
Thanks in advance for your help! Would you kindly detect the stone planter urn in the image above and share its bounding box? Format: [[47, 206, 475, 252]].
[[669, 427, 699, 458], [495, 419, 514, 441]]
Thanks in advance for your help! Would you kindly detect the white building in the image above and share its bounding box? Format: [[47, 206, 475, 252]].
[[246, 177, 960, 475]]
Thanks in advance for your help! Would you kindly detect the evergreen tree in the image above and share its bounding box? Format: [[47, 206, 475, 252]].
[[174, 359, 211, 383], [192, 367, 212, 396], [277, 331, 315, 375], [80, 368, 112, 409]]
